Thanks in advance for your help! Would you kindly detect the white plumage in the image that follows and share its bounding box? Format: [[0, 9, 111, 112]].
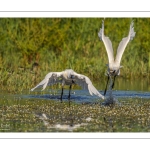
[[98, 20, 136, 95], [31, 69, 104, 101], [98, 20, 136, 76]]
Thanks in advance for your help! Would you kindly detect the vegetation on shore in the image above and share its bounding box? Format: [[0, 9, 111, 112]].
[[0, 18, 150, 87]]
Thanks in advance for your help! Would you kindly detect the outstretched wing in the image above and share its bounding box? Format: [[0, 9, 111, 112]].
[[31, 72, 63, 91], [98, 20, 114, 64], [73, 72, 104, 99], [115, 21, 136, 64]]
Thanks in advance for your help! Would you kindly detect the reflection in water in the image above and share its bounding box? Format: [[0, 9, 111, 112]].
[[116, 78, 150, 91], [96, 77, 150, 92], [34, 113, 90, 131]]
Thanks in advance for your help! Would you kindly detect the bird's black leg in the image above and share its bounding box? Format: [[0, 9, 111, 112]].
[[68, 85, 72, 107], [112, 75, 117, 89], [60, 87, 64, 103], [104, 75, 110, 96]]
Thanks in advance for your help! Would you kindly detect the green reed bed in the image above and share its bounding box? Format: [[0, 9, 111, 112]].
[[0, 18, 150, 80], [0, 52, 149, 93], [0, 95, 150, 132]]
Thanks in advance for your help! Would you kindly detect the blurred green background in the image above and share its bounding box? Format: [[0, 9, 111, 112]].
[[0, 18, 149, 80]]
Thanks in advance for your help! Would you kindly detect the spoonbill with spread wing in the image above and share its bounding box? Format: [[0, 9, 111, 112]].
[[98, 20, 136, 95], [31, 69, 104, 106]]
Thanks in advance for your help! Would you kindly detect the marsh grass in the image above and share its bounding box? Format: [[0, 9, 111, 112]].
[[0, 18, 150, 81]]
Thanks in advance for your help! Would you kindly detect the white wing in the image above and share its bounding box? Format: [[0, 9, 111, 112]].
[[115, 21, 136, 64], [73, 72, 104, 99], [31, 72, 63, 91], [98, 20, 114, 64]]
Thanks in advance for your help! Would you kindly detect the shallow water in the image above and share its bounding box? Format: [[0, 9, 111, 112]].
[[0, 78, 150, 132], [96, 77, 150, 92], [25, 77, 150, 103], [27, 89, 150, 104], [1, 78, 150, 104]]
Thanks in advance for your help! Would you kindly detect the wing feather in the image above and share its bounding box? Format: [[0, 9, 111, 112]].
[[31, 72, 63, 91], [73, 72, 104, 99], [115, 21, 136, 64], [98, 20, 114, 64]]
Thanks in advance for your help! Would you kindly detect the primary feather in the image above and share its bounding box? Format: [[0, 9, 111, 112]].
[[98, 20, 136, 76], [31, 69, 104, 99]]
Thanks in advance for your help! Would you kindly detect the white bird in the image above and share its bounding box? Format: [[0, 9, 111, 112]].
[[31, 69, 104, 105], [98, 20, 136, 95]]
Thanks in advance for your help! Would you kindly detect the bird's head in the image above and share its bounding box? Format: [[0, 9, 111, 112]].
[[65, 69, 75, 79], [106, 64, 123, 76], [109, 69, 119, 76]]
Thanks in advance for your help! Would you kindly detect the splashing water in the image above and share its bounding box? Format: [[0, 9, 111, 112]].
[[102, 77, 121, 106]]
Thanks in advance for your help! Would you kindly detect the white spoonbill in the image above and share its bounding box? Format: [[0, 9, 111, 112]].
[[98, 20, 136, 95], [31, 69, 104, 105]]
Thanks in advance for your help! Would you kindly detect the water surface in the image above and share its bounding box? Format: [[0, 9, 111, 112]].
[[1, 78, 150, 104], [0, 78, 150, 132]]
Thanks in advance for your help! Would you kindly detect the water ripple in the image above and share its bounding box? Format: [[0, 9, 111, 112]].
[[28, 89, 150, 104]]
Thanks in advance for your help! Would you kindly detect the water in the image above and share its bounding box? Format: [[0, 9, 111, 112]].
[[27, 89, 150, 104], [96, 77, 150, 92], [1, 78, 150, 104], [0, 78, 150, 132], [26, 78, 150, 104]]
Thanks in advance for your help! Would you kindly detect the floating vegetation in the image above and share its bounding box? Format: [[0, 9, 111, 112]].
[[0, 95, 150, 132]]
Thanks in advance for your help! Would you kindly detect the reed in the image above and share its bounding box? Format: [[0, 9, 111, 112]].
[[0, 18, 150, 82]]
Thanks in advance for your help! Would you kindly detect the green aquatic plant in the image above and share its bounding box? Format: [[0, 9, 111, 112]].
[[0, 95, 150, 132]]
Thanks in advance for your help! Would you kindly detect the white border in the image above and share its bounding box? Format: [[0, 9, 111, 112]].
[[0, 133, 150, 139], [0, 11, 150, 18], [0, 1, 150, 147], [0, 0, 150, 12]]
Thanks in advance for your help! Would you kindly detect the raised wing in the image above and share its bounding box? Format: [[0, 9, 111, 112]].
[[31, 72, 63, 91], [98, 20, 114, 64], [115, 21, 136, 64], [73, 72, 104, 99]]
